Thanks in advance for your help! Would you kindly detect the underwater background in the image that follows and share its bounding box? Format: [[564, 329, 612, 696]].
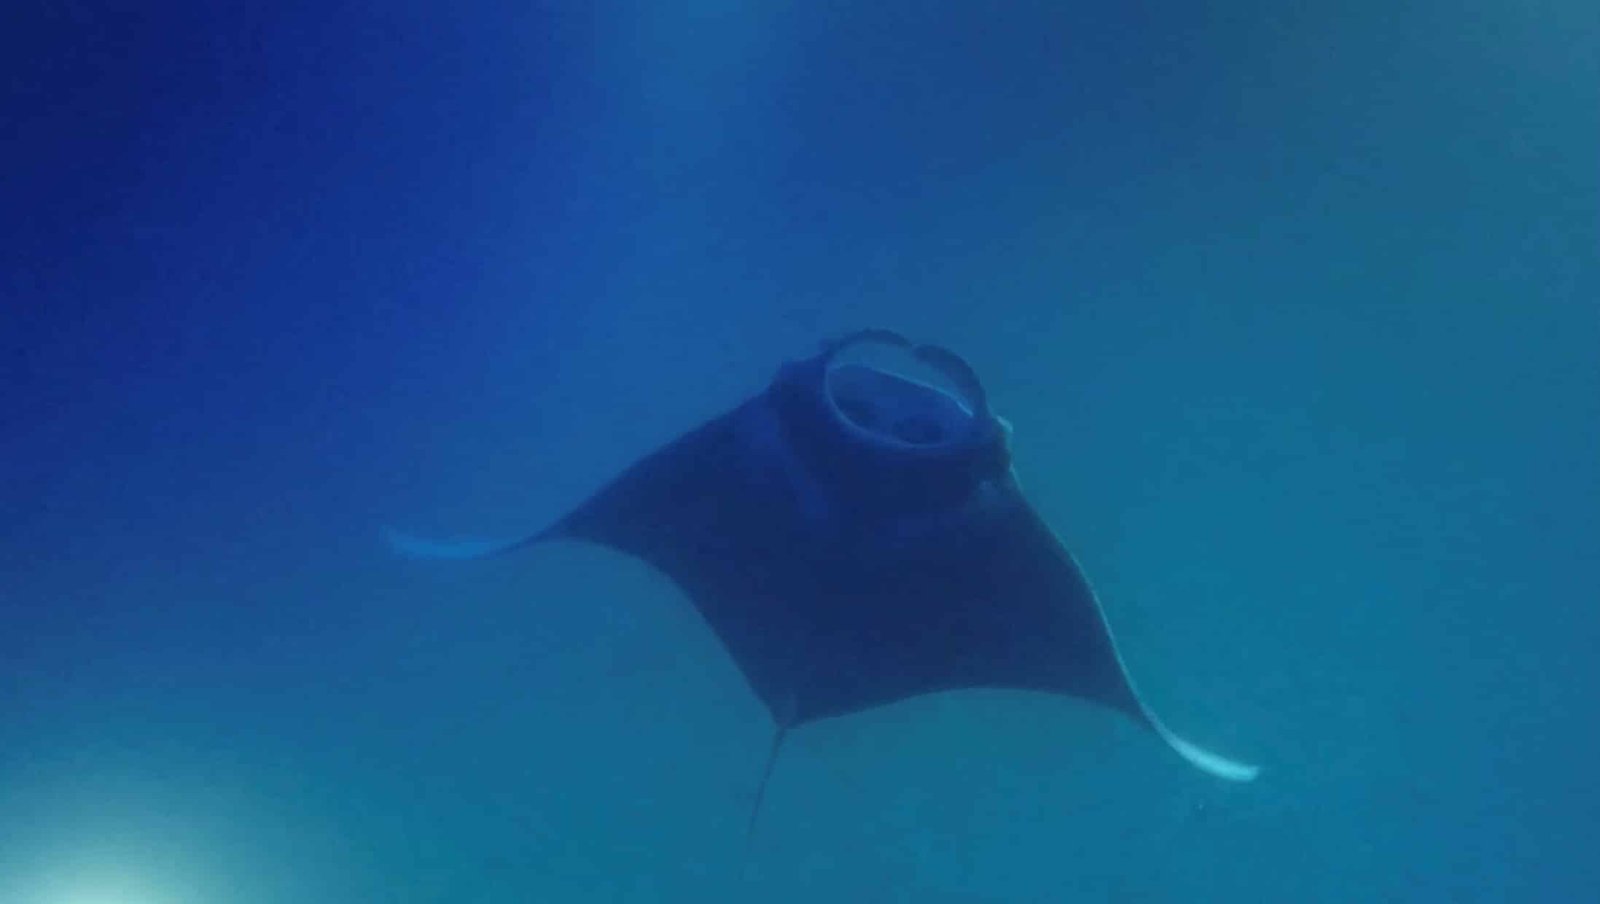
[[4, 2, 1596, 901]]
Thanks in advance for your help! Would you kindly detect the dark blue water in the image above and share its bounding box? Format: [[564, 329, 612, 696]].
[[4, 3, 1596, 901]]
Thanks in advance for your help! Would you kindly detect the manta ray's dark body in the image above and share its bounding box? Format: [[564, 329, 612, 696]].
[[389, 330, 1257, 830]]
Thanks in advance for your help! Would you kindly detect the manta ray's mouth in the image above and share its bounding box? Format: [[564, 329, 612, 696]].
[[767, 329, 1013, 502], [820, 330, 986, 452], [834, 396, 945, 444], [826, 368, 968, 447]]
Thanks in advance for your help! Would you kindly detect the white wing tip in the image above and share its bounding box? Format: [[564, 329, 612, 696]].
[[1158, 728, 1261, 782]]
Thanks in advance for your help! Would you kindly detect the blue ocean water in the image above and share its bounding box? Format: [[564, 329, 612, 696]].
[[3, 2, 1596, 901]]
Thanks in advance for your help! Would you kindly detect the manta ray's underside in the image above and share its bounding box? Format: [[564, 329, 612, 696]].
[[388, 329, 1259, 832]]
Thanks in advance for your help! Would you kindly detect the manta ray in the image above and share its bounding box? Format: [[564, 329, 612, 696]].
[[388, 329, 1258, 832]]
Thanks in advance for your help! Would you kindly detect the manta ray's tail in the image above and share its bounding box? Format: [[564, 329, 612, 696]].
[[745, 725, 790, 845]]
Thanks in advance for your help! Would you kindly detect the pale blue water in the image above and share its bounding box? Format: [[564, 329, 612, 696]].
[[4, 3, 1597, 901]]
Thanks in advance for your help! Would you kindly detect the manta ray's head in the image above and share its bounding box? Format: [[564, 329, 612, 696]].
[[770, 329, 1013, 504]]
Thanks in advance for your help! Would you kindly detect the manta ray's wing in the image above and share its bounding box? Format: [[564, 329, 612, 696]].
[[969, 489, 1261, 782], [386, 396, 851, 726]]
